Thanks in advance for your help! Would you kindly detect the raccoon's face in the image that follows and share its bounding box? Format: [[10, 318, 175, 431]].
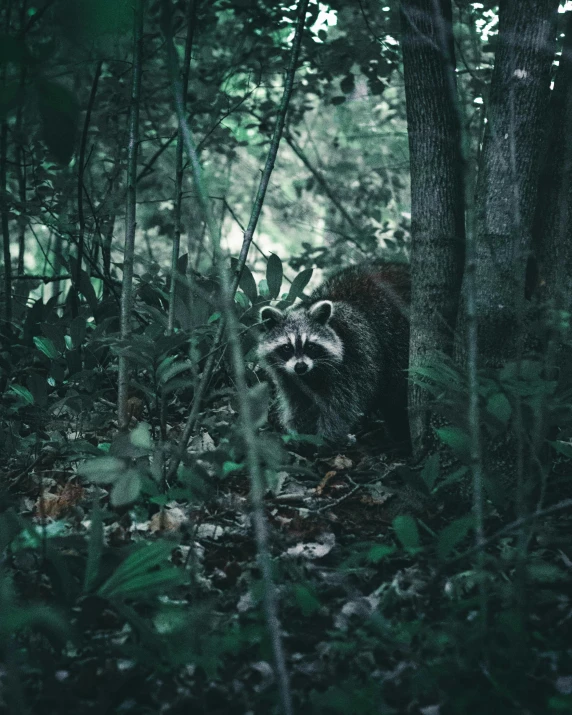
[[257, 300, 344, 378]]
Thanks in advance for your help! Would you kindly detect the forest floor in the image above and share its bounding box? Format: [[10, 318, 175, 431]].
[[3, 391, 572, 715]]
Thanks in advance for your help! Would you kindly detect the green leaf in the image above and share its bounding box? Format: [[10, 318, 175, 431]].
[[77, 456, 126, 484], [435, 426, 471, 461], [110, 469, 142, 506], [234, 291, 249, 309], [41, 322, 66, 353], [527, 562, 566, 582], [486, 392, 512, 423], [281, 432, 324, 446], [102, 567, 186, 598], [392, 515, 421, 551], [9, 384, 34, 405], [420, 453, 440, 491], [222, 461, 244, 476], [208, 311, 221, 323], [287, 268, 313, 301], [34, 336, 59, 359], [239, 265, 258, 304], [258, 279, 270, 298], [436, 515, 473, 559], [550, 440, 572, 459], [2, 602, 70, 641], [366, 544, 395, 563], [156, 355, 177, 383], [83, 501, 103, 592], [130, 423, 152, 450], [26, 373, 48, 407], [266, 254, 283, 299], [548, 694, 572, 711], [98, 541, 177, 599], [159, 359, 193, 387], [293, 584, 321, 617], [433, 466, 468, 493]]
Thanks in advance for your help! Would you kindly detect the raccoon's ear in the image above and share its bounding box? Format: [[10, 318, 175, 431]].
[[260, 306, 284, 328], [309, 300, 333, 325]]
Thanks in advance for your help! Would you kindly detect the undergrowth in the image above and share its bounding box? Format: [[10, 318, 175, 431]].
[[1, 257, 572, 715]]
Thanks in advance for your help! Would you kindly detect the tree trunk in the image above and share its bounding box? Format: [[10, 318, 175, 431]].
[[400, 0, 465, 456], [532, 12, 572, 330], [1, 119, 12, 331], [458, 0, 559, 366], [167, 0, 196, 335]]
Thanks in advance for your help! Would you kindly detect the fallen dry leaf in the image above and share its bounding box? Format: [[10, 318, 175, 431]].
[[35, 482, 85, 520], [332, 454, 353, 470], [315, 470, 337, 496], [149, 506, 188, 533]]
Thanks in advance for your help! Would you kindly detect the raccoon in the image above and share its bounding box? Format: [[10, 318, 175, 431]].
[[257, 262, 410, 443]]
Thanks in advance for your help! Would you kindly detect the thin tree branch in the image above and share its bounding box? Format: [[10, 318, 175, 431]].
[[136, 131, 177, 184], [75, 60, 103, 316], [118, 0, 144, 431], [449, 498, 572, 565], [284, 131, 366, 252], [233, 2, 311, 292], [12, 273, 73, 283]]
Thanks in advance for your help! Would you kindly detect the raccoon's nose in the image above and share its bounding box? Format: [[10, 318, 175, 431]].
[[294, 361, 308, 375]]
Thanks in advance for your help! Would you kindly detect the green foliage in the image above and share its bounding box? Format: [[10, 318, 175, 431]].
[[78, 423, 156, 506], [436, 515, 474, 559], [286, 267, 313, 302], [266, 253, 283, 298], [392, 515, 421, 552], [97, 541, 186, 600]]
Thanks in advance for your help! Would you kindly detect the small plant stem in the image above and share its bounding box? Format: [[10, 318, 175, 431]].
[[118, 0, 144, 431], [75, 60, 102, 318]]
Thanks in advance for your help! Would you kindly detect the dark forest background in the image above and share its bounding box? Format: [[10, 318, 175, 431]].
[[1, 0, 572, 713]]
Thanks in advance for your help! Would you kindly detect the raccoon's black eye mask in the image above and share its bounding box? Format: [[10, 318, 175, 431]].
[[277, 343, 294, 358]]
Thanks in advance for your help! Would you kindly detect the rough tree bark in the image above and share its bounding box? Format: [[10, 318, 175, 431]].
[[167, 0, 196, 336], [0, 118, 11, 331], [400, 0, 465, 457], [532, 12, 572, 333], [457, 0, 559, 366]]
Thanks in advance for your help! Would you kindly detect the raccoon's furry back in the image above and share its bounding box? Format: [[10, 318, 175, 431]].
[[258, 261, 410, 442]]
